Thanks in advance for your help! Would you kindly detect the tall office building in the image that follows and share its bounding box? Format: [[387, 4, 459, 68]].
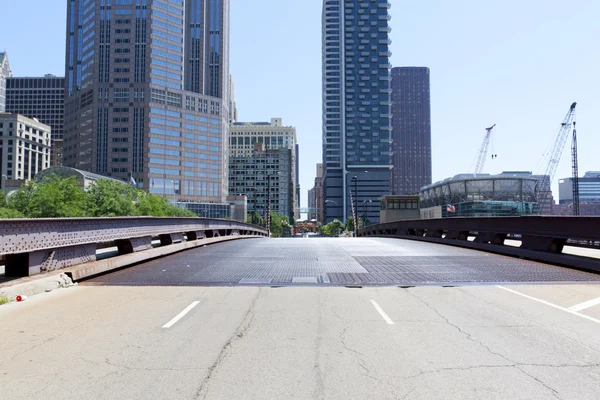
[[391, 67, 432, 195], [321, 0, 393, 224], [0, 52, 11, 112], [308, 187, 316, 220], [63, 0, 230, 203], [229, 143, 294, 222], [6, 75, 66, 166], [229, 117, 298, 214]]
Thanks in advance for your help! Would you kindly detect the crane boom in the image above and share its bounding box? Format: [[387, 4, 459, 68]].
[[537, 102, 577, 214], [474, 124, 496, 176]]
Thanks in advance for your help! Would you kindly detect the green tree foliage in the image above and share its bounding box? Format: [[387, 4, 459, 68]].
[[86, 179, 136, 217], [321, 219, 344, 236], [8, 176, 87, 218], [0, 176, 196, 219], [345, 216, 363, 233], [269, 211, 291, 238], [134, 190, 196, 217]]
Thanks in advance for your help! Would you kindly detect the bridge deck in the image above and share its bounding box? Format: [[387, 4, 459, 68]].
[[86, 238, 600, 286]]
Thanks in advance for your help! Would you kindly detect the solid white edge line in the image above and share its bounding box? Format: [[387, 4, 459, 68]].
[[568, 296, 600, 312], [162, 301, 201, 329], [370, 299, 395, 325], [496, 286, 600, 325]]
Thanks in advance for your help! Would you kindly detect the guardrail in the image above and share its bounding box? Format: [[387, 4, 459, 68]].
[[0, 217, 268, 277], [358, 216, 600, 273]]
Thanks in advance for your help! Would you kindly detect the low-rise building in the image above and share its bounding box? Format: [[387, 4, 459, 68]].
[[379, 195, 421, 223], [0, 113, 51, 191], [419, 172, 540, 218]]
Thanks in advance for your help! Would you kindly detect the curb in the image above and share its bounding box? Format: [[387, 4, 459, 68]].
[[0, 273, 75, 304]]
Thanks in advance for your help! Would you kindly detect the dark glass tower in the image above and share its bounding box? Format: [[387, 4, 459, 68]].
[[63, 0, 230, 203], [321, 0, 393, 224], [391, 67, 432, 195]]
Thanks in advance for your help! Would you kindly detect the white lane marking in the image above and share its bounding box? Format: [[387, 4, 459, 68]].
[[162, 301, 201, 329], [568, 296, 600, 312], [496, 286, 600, 325], [370, 300, 395, 325]]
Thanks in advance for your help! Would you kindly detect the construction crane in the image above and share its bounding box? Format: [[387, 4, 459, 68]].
[[571, 121, 580, 215], [474, 124, 497, 176], [537, 102, 577, 214]]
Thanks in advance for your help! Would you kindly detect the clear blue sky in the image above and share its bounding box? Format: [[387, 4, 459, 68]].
[[2, 0, 599, 208]]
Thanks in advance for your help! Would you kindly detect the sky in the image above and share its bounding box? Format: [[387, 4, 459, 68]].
[[2, 0, 599, 209]]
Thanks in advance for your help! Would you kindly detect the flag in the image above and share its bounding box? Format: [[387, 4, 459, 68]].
[[446, 204, 456, 213], [130, 175, 137, 187]]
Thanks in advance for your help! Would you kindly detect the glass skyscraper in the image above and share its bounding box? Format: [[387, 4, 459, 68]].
[[63, 0, 230, 203], [391, 67, 432, 195], [321, 0, 393, 224]]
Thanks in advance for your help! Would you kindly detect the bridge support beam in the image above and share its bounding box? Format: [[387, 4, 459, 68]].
[[5, 244, 97, 277], [521, 235, 566, 254], [159, 233, 184, 246], [116, 236, 153, 255], [186, 231, 206, 241]]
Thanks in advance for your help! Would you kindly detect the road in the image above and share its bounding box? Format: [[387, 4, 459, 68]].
[[1, 238, 599, 399]]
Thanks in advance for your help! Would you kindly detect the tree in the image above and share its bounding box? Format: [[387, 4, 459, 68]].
[[345, 216, 364, 233], [86, 179, 136, 217], [134, 190, 196, 217], [321, 219, 343, 236], [8, 176, 87, 218], [268, 211, 292, 238]]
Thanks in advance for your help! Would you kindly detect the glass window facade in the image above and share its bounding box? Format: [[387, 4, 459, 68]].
[[322, 0, 393, 224]]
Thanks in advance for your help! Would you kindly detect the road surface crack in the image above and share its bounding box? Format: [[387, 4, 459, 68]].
[[407, 290, 572, 398], [194, 288, 263, 399]]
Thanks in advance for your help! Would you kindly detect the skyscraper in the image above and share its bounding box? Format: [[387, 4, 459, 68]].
[[0, 52, 12, 112], [391, 67, 432, 195], [63, 0, 230, 203], [321, 0, 393, 224], [6, 75, 65, 166]]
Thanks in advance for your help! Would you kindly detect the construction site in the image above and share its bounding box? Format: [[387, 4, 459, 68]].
[[420, 102, 592, 217]]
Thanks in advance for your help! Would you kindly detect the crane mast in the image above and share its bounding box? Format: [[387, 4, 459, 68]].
[[537, 102, 576, 214], [474, 124, 496, 176], [571, 121, 580, 216]]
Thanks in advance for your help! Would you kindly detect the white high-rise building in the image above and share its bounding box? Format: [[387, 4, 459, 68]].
[[0, 52, 12, 113]]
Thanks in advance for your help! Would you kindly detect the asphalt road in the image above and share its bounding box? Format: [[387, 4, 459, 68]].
[[1, 238, 599, 399]]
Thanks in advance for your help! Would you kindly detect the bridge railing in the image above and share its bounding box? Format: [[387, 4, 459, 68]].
[[358, 216, 600, 273], [0, 217, 268, 277]]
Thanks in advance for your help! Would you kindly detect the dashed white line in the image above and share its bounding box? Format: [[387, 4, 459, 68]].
[[568, 296, 600, 312], [370, 299, 395, 325], [496, 286, 600, 325], [162, 301, 201, 329]]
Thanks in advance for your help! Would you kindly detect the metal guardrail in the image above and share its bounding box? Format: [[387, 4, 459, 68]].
[[0, 217, 268, 277], [358, 216, 600, 273]]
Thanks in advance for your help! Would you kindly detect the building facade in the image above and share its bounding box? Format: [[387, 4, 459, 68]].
[[419, 171, 540, 218], [0, 113, 51, 190], [308, 187, 316, 220], [321, 0, 393, 224], [229, 143, 294, 222], [229, 118, 298, 214], [228, 74, 237, 123], [63, 0, 230, 204], [0, 52, 11, 113], [6, 75, 65, 166], [314, 163, 323, 222], [559, 171, 600, 204], [391, 67, 432, 195]]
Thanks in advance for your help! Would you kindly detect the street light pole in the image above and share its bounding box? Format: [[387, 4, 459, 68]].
[[267, 174, 271, 236]]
